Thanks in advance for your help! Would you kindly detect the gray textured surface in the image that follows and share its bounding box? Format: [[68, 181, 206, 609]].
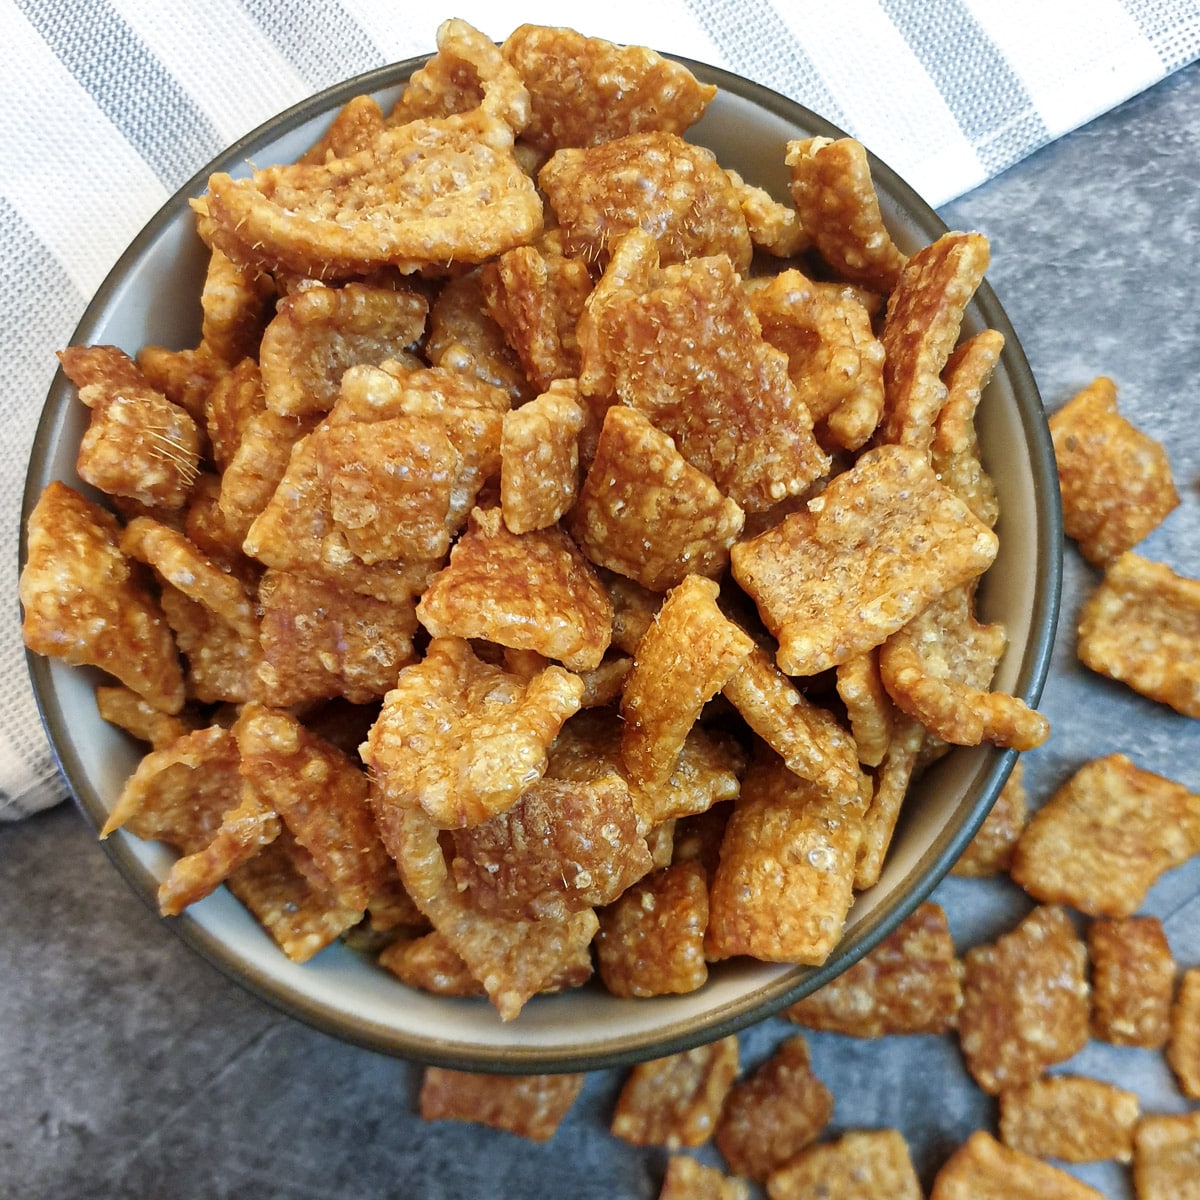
[[4, 60, 1200, 1200]]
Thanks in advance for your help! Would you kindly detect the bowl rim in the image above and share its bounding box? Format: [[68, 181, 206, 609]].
[[20, 52, 1063, 1074]]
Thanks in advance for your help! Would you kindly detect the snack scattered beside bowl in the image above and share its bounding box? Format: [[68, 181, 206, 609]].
[[19, 17, 1059, 1072]]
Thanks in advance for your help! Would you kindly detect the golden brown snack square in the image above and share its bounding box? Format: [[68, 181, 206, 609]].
[[951, 759, 1028, 877], [726, 170, 808, 259], [999, 1074, 1139, 1164], [195, 244, 275, 369], [659, 1155, 749, 1200], [835, 650, 895, 768], [766, 1128, 923, 1200], [204, 357, 266, 474], [1132, 1111, 1200, 1200], [1167, 968, 1200, 1099], [93, 685, 196, 750], [21, 482, 184, 714], [1010, 753, 1200, 918], [378, 929, 485, 998], [1049, 376, 1179, 565], [419, 1066, 586, 1142], [930, 1130, 1104, 1200], [784, 900, 962, 1036], [731, 444, 998, 677], [611, 1035, 740, 1149], [1088, 915, 1176, 1048], [567, 404, 745, 591], [957, 905, 1090, 1095], [1076, 551, 1200, 718], [499, 380, 584, 533], [714, 1034, 834, 1181], [135, 342, 225, 426], [159, 585, 262, 705], [855, 715, 927, 891]]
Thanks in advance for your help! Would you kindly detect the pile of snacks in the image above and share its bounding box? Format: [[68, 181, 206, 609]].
[[19, 16, 1051, 1023]]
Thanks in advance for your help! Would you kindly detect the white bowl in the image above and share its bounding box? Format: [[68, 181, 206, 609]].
[[21, 55, 1061, 1073]]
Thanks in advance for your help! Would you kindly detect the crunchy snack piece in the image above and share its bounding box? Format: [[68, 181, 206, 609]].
[[502, 24, 716, 152], [784, 900, 962, 1036], [205, 357, 265, 475], [714, 1035, 834, 1181], [1010, 753, 1200, 918], [879, 585, 1049, 750], [580, 239, 829, 511], [450, 771, 652, 921], [378, 929, 485, 997], [931, 329, 1003, 527], [419, 1067, 585, 1142], [568, 405, 745, 591], [732, 444, 998, 676], [197, 245, 275, 367], [417, 507, 611, 672], [723, 646, 861, 803], [660, 1155, 749, 1200], [785, 137, 906, 293], [607, 571, 662, 655], [21, 483, 184, 713], [621, 575, 754, 793], [1050, 376, 1179, 565], [930, 1130, 1104, 1200], [541, 131, 751, 270], [835, 650, 894, 768], [94, 685, 196, 749], [957, 905, 1090, 1095], [499, 381, 584, 533], [611, 1036, 740, 1149], [1089, 916, 1176, 1048], [376, 800, 597, 1018], [595, 861, 710, 998], [727, 170, 808, 258], [299, 93, 386, 164], [259, 282, 429, 420], [1168, 968, 1200, 1099], [1076, 551, 1200, 718], [364, 636, 583, 830], [951, 759, 1028, 877], [998, 1075, 1140, 1164], [184, 473, 258, 576], [60, 344, 201, 510], [257, 570, 418, 708], [766, 1129, 923, 1200], [1133, 1111, 1200, 1200], [879, 231, 991, 448], [135, 343, 226, 425], [159, 585, 262, 704], [707, 751, 865, 965], [855, 715, 926, 890], [747, 267, 885, 451]]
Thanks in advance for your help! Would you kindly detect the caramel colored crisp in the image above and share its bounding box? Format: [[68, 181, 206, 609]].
[[611, 1036, 739, 1149], [1089, 916, 1176, 1048], [420, 1067, 585, 1142], [60, 344, 201, 510], [727, 170, 808, 258], [731, 444, 998, 677], [835, 650, 895, 768], [540, 131, 751, 270], [998, 1075, 1140, 1164], [501, 24, 716, 153], [204, 357, 265, 474], [951, 759, 1028, 877], [298, 93, 385, 164], [785, 900, 962, 1036], [855, 715, 926, 890], [879, 231, 991, 448], [660, 1155, 749, 1200], [1168, 968, 1200, 1099], [930, 1130, 1104, 1200], [135, 343, 225, 426], [196, 244, 275, 368], [620, 575, 754, 793], [363, 636, 582, 830], [94, 685, 195, 750], [417, 507, 612, 672], [707, 751, 864, 965], [1076, 551, 1200, 718], [595, 861, 709, 998], [1049, 376, 1179, 565], [567, 404, 745, 591], [378, 929, 485, 998], [879, 585, 1049, 750], [20, 483, 184, 713], [500, 381, 584, 533], [714, 1035, 834, 1181], [957, 905, 1090, 1095], [1133, 1111, 1200, 1200], [159, 586, 262, 705], [748, 266, 885, 451], [786, 136, 906, 293], [450, 771, 652, 921], [1010, 753, 1200, 918], [766, 1129, 923, 1200], [259, 282, 429, 420]]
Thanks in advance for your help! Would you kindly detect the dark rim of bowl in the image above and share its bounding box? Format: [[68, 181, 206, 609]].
[[20, 52, 1063, 1074]]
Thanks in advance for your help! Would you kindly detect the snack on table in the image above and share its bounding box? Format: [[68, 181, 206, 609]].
[[1088, 915, 1176, 1048], [930, 1130, 1104, 1200], [418, 1066, 586, 1142], [1132, 1110, 1200, 1200], [1167, 967, 1200, 1099], [765, 1128, 923, 1200], [997, 1074, 1140, 1164], [659, 1155, 749, 1200], [20, 16, 1045, 1021]]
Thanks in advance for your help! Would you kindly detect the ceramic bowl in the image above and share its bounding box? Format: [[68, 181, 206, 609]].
[[21, 54, 1061, 1073]]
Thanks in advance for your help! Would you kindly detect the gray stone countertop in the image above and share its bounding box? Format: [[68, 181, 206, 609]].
[[3, 60, 1199, 1200]]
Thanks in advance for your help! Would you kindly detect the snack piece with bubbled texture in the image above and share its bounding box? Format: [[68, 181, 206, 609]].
[[419, 1066, 585, 1142], [930, 1130, 1104, 1200], [766, 1128, 923, 1200], [998, 1074, 1140, 1164], [1133, 1110, 1200, 1200], [1089, 915, 1176, 1048]]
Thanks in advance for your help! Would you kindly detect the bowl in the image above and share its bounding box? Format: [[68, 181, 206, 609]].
[[20, 52, 1061, 1074]]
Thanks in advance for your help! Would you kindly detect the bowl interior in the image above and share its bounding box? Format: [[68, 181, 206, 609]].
[[22, 57, 1061, 1073]]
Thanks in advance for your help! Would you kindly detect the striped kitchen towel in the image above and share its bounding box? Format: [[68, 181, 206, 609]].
[[2, 0, 1198, 818]]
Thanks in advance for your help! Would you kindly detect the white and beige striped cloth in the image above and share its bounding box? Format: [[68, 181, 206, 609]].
[[3, 0, 1198, 818]]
